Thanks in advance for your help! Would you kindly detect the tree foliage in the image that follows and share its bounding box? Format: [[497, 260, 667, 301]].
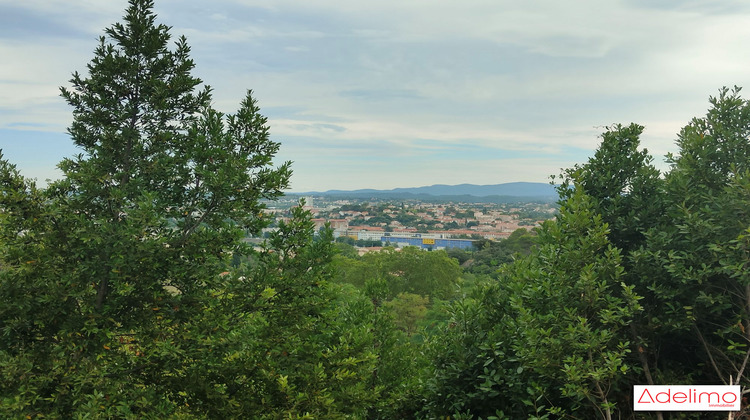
[[466, 228, 536, 276], [555, 123, 663, 253], [0, 1, 376, 418], [333, 246, 461, 300], [506, 190, 641, 419], [631, 87, 750, 398], [423, 191, 641, 419], [424, 92, 750, 419]]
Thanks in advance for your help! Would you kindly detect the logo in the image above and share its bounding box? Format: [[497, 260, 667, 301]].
[[634, 385, 740, 411]]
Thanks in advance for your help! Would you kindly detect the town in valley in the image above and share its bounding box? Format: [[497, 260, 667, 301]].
[[260, 195, 557, 253]]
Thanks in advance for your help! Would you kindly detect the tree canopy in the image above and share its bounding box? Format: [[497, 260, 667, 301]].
[[422, 88, 750, 419]]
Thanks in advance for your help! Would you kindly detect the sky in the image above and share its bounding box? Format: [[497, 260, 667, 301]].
[[1, 0, 750, 192]]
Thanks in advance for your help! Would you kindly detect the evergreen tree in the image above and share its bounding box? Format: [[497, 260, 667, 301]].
[[0, 1, 365, 417]]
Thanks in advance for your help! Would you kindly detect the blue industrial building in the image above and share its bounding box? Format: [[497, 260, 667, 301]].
[[380, 234, 474, 250]]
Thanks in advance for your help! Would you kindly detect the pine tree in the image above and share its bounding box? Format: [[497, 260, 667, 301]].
[[1, 0, 295, 416], [53, 0, 290, 316]]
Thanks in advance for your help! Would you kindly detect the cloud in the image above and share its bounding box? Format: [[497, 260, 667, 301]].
[[0, 40, 94, 131], [0, 0, 122, 36], [284, 154, 574, 192], [2, 0, 750, 191]]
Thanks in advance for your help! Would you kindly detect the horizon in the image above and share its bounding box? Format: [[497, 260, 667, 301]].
[[2, 1, 750, 191], [289, 180, 555, 194]]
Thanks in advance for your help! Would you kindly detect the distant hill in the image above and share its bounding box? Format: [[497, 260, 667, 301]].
[[294, 182, 558, 202]]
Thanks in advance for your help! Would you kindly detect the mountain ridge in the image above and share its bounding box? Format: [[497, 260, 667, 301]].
[[293, 182, 557, 198]]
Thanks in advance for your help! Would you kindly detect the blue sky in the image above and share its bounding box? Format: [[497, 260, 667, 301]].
[[1, 0, 750, 192]]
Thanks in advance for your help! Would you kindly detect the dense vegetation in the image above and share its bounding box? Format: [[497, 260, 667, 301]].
[[3, 1, 750, 418]]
